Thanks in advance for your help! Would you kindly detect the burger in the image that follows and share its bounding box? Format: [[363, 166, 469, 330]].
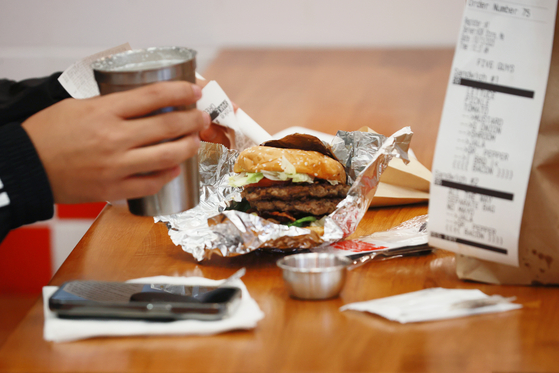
[[228, 134, 350, 227]]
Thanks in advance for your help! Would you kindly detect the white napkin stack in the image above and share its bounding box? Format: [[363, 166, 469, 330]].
[[43, 276, 264, 343]]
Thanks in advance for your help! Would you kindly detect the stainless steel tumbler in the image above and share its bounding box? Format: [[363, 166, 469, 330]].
[[91, 46, 200, 216]]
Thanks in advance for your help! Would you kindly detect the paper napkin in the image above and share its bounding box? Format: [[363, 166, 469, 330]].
[[340, 288, 521, 323]]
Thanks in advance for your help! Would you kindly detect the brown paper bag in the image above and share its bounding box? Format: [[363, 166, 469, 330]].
[[358, 127, 432, 207], [456, 14, 559, 285]]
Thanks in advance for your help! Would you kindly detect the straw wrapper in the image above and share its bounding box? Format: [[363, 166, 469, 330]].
[[157, 127, 413, 261]]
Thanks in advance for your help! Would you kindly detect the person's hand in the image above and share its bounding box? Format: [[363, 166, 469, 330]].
[[196, 77, 235, 148], [200, 122, 232, 147], [22, 81, 211, 204]]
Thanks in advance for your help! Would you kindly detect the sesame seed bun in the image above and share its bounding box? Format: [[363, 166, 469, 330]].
[[234, 145, 346, 184]]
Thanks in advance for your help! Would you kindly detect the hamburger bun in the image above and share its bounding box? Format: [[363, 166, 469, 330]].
[[234, 146, 346, 184]]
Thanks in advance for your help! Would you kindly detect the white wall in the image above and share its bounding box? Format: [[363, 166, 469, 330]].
[[0, 0, 465, 80]]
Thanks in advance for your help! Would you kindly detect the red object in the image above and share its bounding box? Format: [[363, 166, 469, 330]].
[[0, 226, 52, 294], [330, 240, 388, 253], [56, 202, 106, 219]]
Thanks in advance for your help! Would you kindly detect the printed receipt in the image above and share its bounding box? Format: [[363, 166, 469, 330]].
[[429, 1, 558, 266]]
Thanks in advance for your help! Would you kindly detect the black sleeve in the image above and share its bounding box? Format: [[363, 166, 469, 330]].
[[0, 72, 70, 126], [0, 123, 55, 241], [0, 73, 70, 243]]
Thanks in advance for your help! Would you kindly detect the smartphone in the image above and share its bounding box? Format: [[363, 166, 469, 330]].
[[49, 280, 242, 321]]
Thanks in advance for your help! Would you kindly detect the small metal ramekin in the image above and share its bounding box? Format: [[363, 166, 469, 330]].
[[277, 253, 352, 300]]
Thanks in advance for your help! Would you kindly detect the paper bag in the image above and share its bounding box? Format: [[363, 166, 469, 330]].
[[357, 127, 431, 207], [456, 15, 559, 285]]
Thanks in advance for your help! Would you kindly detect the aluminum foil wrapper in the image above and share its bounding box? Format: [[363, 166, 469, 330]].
[[156, 127, 413, 261]]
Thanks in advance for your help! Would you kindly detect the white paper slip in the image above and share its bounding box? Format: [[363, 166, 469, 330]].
[[321, 215, 428, 256], [197, 80, 272, 147], [340, 288, 521, 324], [58, 43, 132, 99], [429, 1, 558, 266]]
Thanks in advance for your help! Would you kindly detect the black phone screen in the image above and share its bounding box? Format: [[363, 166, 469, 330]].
[[49, 280, 242, 321]]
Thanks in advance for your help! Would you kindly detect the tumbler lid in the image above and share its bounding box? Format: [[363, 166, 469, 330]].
[[91, 46, 197, 85]]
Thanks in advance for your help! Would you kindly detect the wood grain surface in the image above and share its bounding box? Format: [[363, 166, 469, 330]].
[[0, 49, 558, 373]]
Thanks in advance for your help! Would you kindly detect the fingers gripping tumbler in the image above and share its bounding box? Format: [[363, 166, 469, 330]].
[[91, 47, 200, 216]]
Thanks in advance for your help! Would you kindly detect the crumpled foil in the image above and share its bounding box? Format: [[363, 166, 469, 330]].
[[156, 127, 413, 261]]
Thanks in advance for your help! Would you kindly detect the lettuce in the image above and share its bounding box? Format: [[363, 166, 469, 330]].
[[228, 170, 315, 187], [228, 172, 264, 187], [281, 155, 296, 174], [287, 216, 317, 227], [229, 156, 328, 187]]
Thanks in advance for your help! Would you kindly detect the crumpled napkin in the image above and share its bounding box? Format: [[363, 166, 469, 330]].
[[340, 288, 521, 323], [43, 276, 264, 343]]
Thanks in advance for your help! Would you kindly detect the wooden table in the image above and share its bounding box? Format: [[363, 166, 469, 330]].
[[1, 49, 558, 373]]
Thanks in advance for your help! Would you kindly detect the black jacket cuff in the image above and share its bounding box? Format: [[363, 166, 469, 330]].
[[0, 122, 54, 231], [0, 72, 71, 126]]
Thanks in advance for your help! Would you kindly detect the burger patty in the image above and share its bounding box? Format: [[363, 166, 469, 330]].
[[242, 183, 349, 201], [242, 182, 350, 216], [250, 198, 344, 216]]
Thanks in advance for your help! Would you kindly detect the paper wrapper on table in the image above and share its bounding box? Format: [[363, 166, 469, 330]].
[[357, 127, 431, 207], [456, 19, 559, 285], [316, 214, 429, 256], [340, 288, 521, 323], [157, 128, 413, 261]]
